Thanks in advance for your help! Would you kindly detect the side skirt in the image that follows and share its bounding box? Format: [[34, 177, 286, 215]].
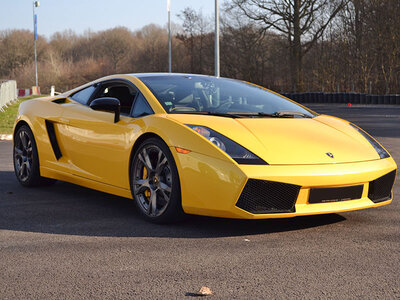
[[40, 166, 133, 199]]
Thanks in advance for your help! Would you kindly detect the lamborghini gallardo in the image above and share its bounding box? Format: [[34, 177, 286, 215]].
[[13, 74, 397, 222]]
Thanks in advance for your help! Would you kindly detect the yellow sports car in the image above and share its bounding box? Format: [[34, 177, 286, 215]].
[[13, 74, 397, 222]]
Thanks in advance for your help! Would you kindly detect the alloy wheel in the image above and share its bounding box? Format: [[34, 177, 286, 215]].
[[132, 144, 173, 217], [14, 130, 33, 182]]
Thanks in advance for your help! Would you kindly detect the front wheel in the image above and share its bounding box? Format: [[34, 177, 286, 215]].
[[13, 125, 56, 187], [131, 138, 184, 223]]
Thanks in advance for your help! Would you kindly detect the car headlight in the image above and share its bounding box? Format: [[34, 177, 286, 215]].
[[186, 125, 267, 165], [350, 123, 389, 159]]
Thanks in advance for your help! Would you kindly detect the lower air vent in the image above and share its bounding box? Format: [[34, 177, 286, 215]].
[[368, 170, 396, 203], [236, 179, 300, 214]]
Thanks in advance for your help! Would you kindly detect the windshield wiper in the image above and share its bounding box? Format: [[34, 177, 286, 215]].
[[170, 111, 244, 118], [215, 111, 312, 118], [170, 110, 313, 118], [220, 112, 275, 117], [270, 111, 313, 118]]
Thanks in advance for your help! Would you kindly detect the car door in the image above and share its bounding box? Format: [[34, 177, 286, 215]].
[[56, 79, 145, 190]]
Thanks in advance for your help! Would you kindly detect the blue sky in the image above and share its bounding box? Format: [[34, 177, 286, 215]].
[[0, 0, 216, 38]]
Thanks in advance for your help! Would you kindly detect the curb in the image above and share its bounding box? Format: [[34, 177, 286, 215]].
[[0, 134, 12, 141]]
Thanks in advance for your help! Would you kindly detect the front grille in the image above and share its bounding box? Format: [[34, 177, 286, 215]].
[[368, 170, 396, 203], [309, 185, 363, 203], [236, 179, 300, 214]]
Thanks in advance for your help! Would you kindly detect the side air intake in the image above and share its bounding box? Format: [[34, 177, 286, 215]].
[[368, 170, 396, 203], [45, 120, 62, 160], [236, 179, 300, 214]]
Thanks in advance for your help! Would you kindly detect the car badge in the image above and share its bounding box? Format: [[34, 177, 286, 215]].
[[326, 152, 334, 158]]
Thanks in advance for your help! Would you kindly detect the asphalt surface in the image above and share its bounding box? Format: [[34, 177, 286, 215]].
[[0, 104, 399, 299]]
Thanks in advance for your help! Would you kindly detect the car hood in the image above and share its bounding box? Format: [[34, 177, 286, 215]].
[[166, 114, 381, 165]]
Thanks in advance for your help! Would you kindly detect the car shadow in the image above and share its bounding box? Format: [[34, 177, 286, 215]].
[[0, 171, 345, 238]]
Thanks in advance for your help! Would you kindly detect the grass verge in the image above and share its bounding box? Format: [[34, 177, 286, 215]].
[[0, 95, 46, 134]]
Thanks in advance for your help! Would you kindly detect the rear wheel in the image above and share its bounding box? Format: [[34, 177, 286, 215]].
[[13, 125, 56, 187], [131, 138, 183, 223]]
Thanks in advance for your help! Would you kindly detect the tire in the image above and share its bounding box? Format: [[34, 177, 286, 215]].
[[130, 137, 184, 223], [13, 125, 56, 187]]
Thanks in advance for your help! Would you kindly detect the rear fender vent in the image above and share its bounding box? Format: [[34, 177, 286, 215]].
[[236, 179, 300, 214], [368, 170, 396, 203]]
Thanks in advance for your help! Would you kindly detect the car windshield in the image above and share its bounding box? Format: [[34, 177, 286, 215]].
[[138, 75, 315, 117]]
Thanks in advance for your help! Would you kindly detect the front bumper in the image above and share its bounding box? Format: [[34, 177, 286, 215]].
[[173, 150, 397, 219]]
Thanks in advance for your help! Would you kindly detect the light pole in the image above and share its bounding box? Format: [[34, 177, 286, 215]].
[[168, 0, 171, 73], [33, 1, 40, 88], [215, 0, 220, 77]]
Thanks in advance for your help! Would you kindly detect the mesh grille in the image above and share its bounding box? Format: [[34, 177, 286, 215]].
[[368, 170, 396, 203], [236, 179, 300, 214]]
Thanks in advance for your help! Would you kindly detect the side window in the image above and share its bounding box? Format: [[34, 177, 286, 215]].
[[132, 93, 153, 118], [105, 86, 137, 115], [93, 84, 137, 115], [70, 86, 96, 105]]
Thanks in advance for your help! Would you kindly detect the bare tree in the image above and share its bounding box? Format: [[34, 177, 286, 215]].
[[177, 8, 212, 74], [97, 27, 134, 73], [0, 30, 35, 78], [229, 0, 348, 91]]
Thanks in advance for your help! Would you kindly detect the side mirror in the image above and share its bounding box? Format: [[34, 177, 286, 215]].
[[90, 97, 120, 123]]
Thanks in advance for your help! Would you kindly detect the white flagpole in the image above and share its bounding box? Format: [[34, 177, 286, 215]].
[[215, 0, 220, 77], [168, 0, 172, 73]]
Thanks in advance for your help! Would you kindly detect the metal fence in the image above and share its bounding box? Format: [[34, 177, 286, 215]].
[[0, 80, 17, 112], [281, 92, 400, 105]]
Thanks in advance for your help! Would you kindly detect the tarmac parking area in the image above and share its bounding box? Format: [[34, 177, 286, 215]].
[[0, 104, 399, 299]]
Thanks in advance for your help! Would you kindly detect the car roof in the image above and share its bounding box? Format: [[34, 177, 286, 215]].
[[130, 73, 217, 79]]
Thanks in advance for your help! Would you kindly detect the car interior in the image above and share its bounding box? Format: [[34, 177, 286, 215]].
[[97, 85, 137, 115], [156, 83, 270, 113]]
